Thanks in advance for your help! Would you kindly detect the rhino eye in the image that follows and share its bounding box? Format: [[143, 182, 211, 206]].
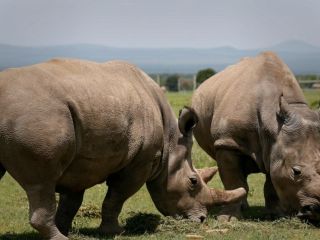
[[189, 176, 198, 185], [292, 166, 301, 176]]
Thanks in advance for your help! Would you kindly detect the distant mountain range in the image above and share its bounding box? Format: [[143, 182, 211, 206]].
[[0, 40, 319, 74]]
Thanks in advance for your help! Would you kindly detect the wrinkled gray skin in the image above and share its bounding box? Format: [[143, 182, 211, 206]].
[[192, 52, 320, 223], [0, 59, 246, 239]]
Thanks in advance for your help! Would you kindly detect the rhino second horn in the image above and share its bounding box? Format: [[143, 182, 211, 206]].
[[198, 167, 218, 183], [209, 187, 247, 206]]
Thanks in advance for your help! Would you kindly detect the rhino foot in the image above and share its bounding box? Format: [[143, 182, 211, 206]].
[[49, 233, 68, 240], [98, 224, 124, 235], [217, 214, 241, 222], [241, 199, 250, 210], [265, 206, 286, 220], [217, 203, 243, 222]]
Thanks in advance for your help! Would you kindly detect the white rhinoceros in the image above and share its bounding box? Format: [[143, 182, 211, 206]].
[[192, 52, 320, 223], [0, 59, 245, 239]]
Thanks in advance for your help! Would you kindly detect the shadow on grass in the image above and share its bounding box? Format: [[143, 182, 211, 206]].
[[78, 212, 161, 238], [0, 232, 40, 240], [242, 206, 274, 220], [0, 213, 160, 240], [209, 205, 284, 222], [124, 212, 161, 234]]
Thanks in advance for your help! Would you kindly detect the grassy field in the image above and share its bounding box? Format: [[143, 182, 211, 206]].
[[0, 90, 319, 240]]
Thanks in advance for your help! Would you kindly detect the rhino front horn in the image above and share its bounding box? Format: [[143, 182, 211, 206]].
[[210, 187, 247, 206]]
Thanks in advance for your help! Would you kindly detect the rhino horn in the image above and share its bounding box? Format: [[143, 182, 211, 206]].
[[209, 187, 247, 206], [197, 167, 218, 183]]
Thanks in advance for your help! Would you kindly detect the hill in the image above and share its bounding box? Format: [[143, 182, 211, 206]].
[[0, 40, 319, 74]]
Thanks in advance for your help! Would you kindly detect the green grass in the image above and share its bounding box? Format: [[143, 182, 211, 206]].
[[304, 89, 320, 108], [0, 90, 319, 239]]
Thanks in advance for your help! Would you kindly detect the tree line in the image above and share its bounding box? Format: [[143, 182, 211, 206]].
[[150, 69, 320, 92], [150, 68, 216, 91]]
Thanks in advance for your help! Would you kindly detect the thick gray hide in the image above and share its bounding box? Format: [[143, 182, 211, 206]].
[[192, 52, 320, 222], [0, 59, 246, 239]]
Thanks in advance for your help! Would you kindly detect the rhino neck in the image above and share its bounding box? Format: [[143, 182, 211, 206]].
[[147, 115, 180, 181], [146, 113, 181, 212]]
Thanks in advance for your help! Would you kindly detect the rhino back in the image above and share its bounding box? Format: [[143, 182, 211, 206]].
[[0, 59, 166, 190], [192, 52, 306, 172]]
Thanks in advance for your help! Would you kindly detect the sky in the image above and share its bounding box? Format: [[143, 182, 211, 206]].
[[0, 0, 319, 49]]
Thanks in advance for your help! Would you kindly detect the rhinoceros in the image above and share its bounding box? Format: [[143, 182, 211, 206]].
[[191, 52, 320, 222], [0, 59, 246, 239]]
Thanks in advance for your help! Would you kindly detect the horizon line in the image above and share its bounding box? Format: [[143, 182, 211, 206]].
[[0, 39, 319, 50]]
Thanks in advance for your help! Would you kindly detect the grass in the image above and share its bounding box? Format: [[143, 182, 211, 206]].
[[0, 90, 319, 239], [304, 89, 320, 108]]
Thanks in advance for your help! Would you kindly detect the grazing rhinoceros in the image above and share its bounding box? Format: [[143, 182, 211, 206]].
[[191, 52, 320, 223], [0, 59, 246, 240]]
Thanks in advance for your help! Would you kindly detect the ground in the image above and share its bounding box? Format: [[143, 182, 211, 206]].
[[0, 90, 319, 240]]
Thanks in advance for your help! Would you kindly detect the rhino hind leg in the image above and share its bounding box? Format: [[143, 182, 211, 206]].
[[264, 174, 285, 219], [215, 149, 250, 222], [26, 184, 68, 240], [55, 190, 85, 236]]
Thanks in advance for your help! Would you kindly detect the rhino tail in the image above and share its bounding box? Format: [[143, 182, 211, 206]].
[[67, 101, 83, 154]]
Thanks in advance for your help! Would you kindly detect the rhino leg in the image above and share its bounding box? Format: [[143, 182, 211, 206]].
[[215, 149, 249, 222], [55, 190, 85, 236], [0, 163, 5, 180], [99, 185, 126, 235], [99, 156, 152, 235], [26, 184, 68, 240], [264, 174, 284, 219]]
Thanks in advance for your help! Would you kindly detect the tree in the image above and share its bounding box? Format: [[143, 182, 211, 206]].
[[166, 74, 179, 92], [196, 68, 216, 85]]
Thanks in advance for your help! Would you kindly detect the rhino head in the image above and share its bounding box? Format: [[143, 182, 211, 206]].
[[270, 96, 320, 223], [147, 107, 246, 222]]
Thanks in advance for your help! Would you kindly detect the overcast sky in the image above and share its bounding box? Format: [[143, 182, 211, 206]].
[[0, 0, 319, 49]]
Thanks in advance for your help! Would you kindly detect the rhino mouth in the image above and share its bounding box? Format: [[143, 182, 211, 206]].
[[186, 214, 206, 223], [182, 211, 207, 223], [297, 205, 320, 226]]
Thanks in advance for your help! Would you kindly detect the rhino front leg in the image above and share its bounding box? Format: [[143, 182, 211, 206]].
[[215, 149, 249, 222], [99, 186, 127, 235], [264, 174, 284, 219], [99, 158, 152, 235], [0, 163, 5, 180], [26, 184, 67, 240], [55, 190, 85, 236]]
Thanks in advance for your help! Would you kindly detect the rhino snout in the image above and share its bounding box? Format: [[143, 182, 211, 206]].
[[186, 214, 207, 223], [182, 206, 208, 223], [297, 204, 320, 225]]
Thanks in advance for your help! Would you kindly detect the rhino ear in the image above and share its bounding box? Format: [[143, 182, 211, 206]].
[[178, 106, 199, 136], [277, 95, 291, 122], [277, 95, 302, 132]]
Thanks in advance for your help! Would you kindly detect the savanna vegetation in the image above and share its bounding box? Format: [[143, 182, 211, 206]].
[[195, 68, 216, 85], [0, 90, 319, 240]]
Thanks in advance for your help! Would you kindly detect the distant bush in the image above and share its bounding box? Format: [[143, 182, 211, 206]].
[[296, 74, 319, 80], [196, 68, 216, 85], [166, 74, 179, 91]]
